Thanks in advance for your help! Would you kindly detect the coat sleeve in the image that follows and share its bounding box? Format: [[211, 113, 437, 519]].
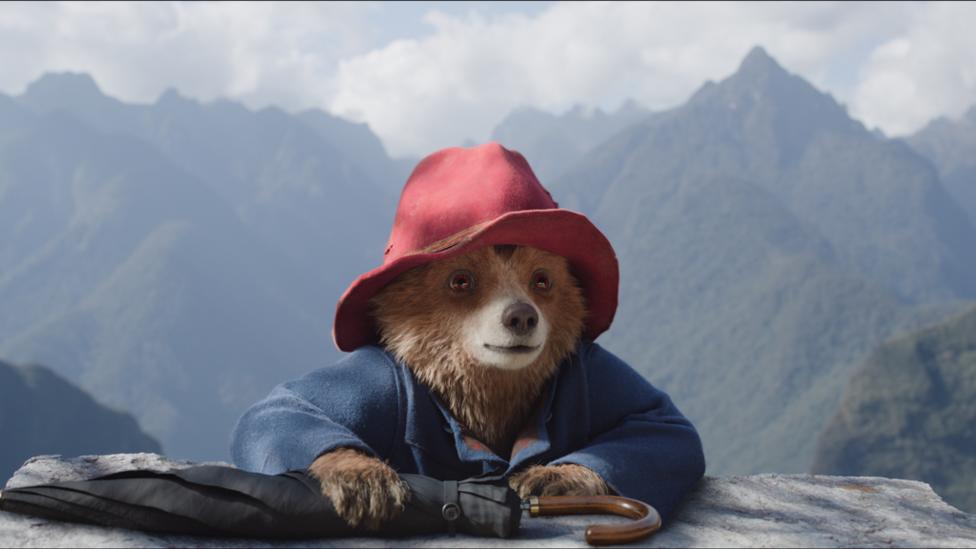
[[549, 343, 705, 523], [230, 347, 401, 475]]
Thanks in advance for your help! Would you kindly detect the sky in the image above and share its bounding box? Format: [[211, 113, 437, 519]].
[[2, 1, 975, 158]]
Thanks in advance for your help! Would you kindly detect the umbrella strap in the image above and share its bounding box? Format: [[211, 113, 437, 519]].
[[441, 480, 460, 536]]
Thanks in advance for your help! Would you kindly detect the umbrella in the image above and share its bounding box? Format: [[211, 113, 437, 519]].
[[0, 465, 659, 545]]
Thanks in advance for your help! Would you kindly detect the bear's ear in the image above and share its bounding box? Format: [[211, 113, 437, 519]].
[[493, 244, 517, 260]]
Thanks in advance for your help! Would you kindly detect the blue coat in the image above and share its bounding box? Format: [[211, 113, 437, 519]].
[[230, 341, 705, 522]]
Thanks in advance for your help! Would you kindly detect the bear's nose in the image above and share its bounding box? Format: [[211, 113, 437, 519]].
[[502, 301, 538, 336]]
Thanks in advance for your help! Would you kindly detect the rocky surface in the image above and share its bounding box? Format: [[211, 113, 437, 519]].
[[2, 454, 975, 548]]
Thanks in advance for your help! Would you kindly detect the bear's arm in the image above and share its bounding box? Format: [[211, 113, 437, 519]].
[[230, 346, 401, 475], [549, 342, 705, 523]]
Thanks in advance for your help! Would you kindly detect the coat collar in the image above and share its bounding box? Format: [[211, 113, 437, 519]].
[[396, 351, 565, 476]]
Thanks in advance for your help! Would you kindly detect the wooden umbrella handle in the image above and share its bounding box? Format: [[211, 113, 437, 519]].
[[527, 494, 662, 546]]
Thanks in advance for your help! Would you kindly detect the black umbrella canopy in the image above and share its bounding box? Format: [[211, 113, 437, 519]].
[[0, 465, 521, 539]]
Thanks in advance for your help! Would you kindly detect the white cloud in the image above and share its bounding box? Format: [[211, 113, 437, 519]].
[[0, 1, 381, 109], [1, 1, 974, 157], [329, 1, 974, 156], [850, 2, 976, 136]]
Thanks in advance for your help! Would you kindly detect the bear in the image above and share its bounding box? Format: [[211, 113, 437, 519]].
[[231, 142, 705, 532], [309, 244, 604, 528]]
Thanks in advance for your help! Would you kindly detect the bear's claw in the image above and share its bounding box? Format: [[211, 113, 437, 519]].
[[309, 448, 410, 530], [509, 463, 609, 499]]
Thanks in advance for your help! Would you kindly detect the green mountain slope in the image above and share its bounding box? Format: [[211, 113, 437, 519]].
[[548, 47, 975, 473], [0, 100, 341, 460], [0, 359, 160, 483], [0, 73, 410, 460], [812, 306, 976, 513]]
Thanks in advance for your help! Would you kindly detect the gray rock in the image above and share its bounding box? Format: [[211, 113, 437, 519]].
[[2, 454, 975, 548], [2, 453, 205, 490]]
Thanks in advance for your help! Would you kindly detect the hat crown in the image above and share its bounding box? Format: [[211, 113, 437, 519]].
[[384, 142, 556, 263]]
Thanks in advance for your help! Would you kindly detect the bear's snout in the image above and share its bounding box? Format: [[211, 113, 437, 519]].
[[502, 301, 539, 336]]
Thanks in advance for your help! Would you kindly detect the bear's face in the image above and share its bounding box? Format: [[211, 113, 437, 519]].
[[371, 245, 585, 373], [371, 244, 586, 448]]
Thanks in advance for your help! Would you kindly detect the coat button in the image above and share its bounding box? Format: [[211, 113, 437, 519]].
[[441, 502, 461, 522]]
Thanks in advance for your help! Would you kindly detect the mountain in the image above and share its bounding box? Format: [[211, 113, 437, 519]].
[[812, 306, 976, 513], [297, 108, 417, 192], [4, 49, 974, 476], [560, 47, 976, 304], [490, 100, 651, 183], [18, 73, 395, 284], [0, 75, 400, 460], [908, 105, 976, 224], [0, 359, 160, 483], [547, 46, 975, 474]]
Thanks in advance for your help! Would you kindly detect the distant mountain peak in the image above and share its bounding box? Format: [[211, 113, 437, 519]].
[[25, 72, 105, 102], [20, 71, 118, 115], [735, 46, 788, 80], [156, 87, 192, 106], [681, 43, 861, 140], [685, 46, 794, 108]]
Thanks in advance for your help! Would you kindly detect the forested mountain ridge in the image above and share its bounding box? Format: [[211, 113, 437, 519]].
[[547, 46, 976, 473], [812, 306, 976, 513], [0, 77, 401, 460]]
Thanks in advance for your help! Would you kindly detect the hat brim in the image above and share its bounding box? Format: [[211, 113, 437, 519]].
[[333, 209, 619, 352]]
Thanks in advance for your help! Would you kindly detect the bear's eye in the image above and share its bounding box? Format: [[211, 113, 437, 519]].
[[448, 270, 476, 292], [531, 269, 552, 292]]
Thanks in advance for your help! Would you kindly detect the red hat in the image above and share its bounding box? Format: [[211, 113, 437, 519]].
[[333, 142, 619, 352]]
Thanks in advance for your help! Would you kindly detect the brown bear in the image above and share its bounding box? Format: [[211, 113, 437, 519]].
[[231, 142, 705, 531]]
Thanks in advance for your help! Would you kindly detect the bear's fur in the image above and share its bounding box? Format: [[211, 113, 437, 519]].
[[309, 244, 608, 528]]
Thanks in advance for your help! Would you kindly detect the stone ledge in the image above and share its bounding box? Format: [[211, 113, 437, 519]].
[[2, 454, 975, 548]]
